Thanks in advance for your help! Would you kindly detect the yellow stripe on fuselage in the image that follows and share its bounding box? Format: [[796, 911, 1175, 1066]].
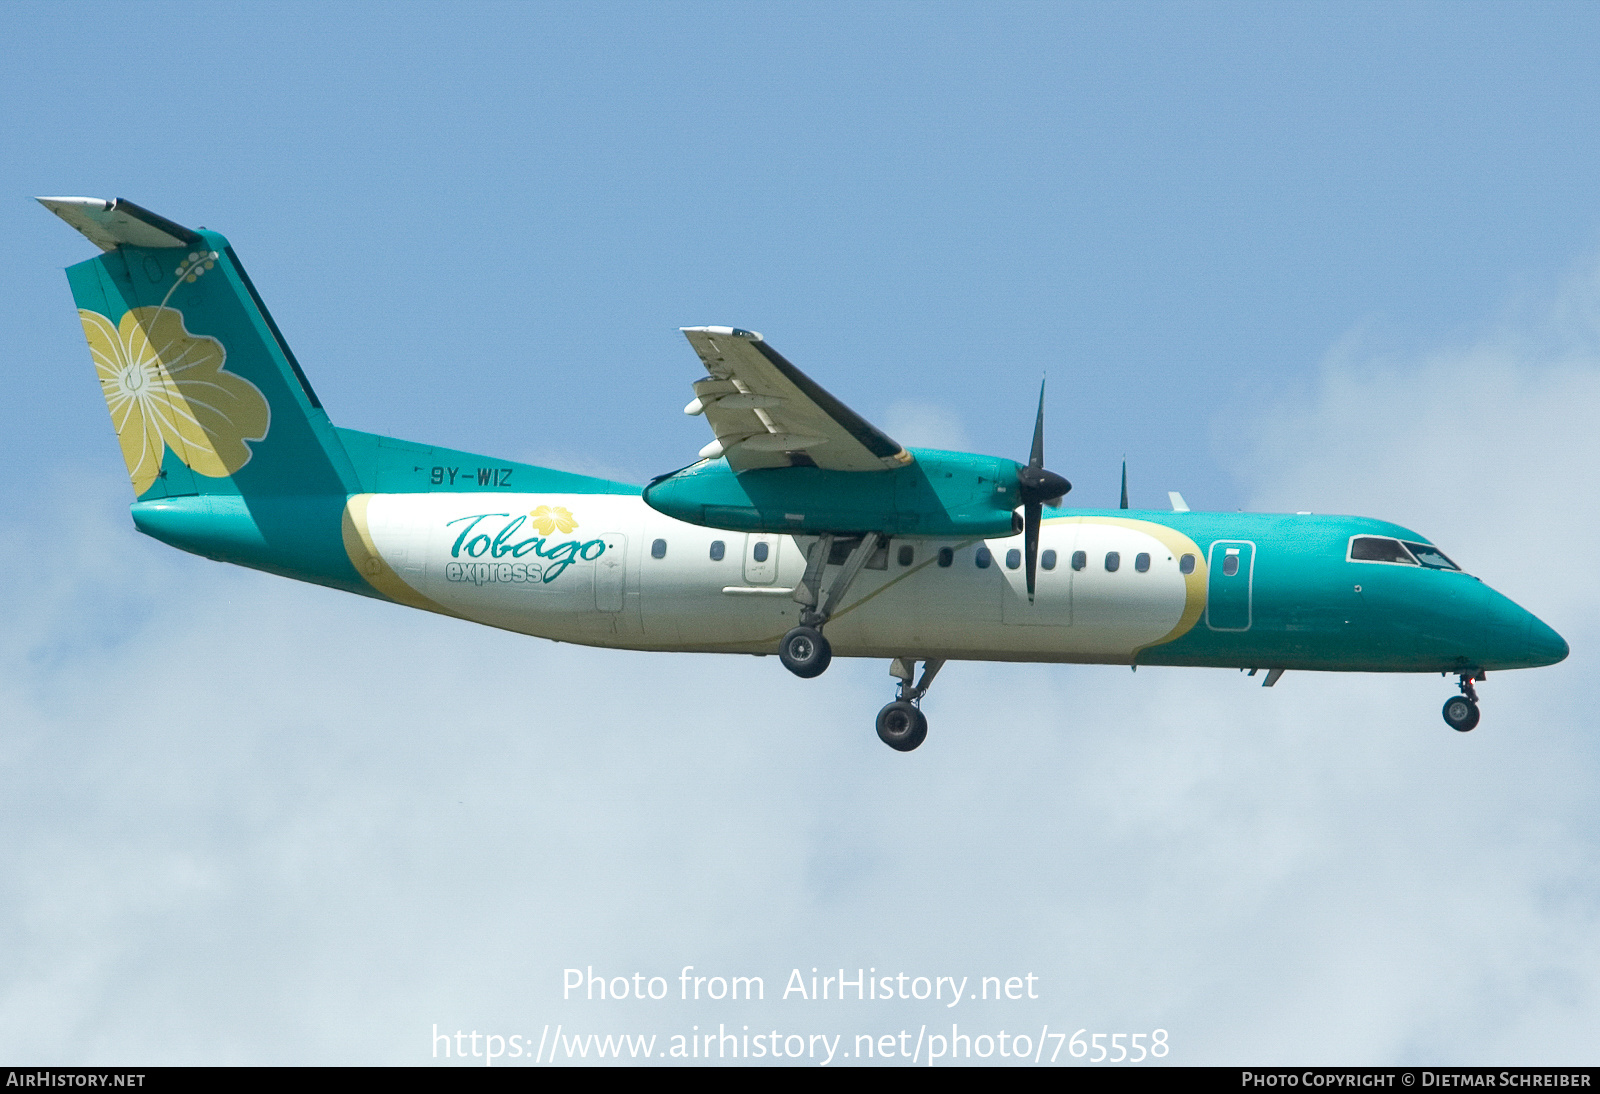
[[1042, 515, 1208, 655]]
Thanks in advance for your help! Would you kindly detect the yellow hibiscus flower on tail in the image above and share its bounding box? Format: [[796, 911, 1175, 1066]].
[[529, 505, 578, 535], [79, 306, 271, 495]]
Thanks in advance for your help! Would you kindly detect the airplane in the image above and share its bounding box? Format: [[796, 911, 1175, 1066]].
[[39, 197, 1569, 752]]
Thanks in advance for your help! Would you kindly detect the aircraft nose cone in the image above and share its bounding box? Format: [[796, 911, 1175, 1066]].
[[1473, 586, 1569, 670], [1526, 614, 1569, 667]]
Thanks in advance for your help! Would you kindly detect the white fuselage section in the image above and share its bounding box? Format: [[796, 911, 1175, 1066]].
[[359, 493, 1205, 664]]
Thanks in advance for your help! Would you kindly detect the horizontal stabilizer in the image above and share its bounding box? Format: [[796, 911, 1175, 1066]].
[[37, 196, 201, 251]]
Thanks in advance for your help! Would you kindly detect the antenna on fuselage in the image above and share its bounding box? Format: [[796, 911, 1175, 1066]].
[[1120, 458, 1129, 509]]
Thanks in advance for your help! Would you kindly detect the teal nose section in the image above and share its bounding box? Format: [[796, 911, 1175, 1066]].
[[1525, 613, 1569, 667], [1481, 594, 1568, 670]]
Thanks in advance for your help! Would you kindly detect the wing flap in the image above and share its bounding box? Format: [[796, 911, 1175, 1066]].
[[679, 327, 910, 473]]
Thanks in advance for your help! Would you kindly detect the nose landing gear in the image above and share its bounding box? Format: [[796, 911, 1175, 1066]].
[[1442, 671, 1483, 732], [877, 657, 944, 751], [876, 701, 927, 751]]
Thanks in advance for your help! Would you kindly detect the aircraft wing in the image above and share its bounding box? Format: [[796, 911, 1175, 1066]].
[[680, 327, 912, 472]]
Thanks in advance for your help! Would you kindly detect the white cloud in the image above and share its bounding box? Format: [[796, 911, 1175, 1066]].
[[1236, 315, 1600, 626], [2, 260, 1599, 1064], [882, 402, 971, 452]]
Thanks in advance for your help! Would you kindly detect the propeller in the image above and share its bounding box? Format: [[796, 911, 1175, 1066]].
[[1016, 379, 1072, 602]]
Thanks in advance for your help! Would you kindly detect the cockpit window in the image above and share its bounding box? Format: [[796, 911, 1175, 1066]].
[[1403, 541, 1461, 571], [1349, 536, 1417, 565], [1349, 535, 1465, 572]]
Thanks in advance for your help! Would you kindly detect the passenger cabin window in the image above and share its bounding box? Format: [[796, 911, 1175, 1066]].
[[938, 547, 954, 568], [975, 547, 993, 569], [1403, 541, 1461, 571], [1105, 551, 1120, 572], [1135, 552, 1150, 573], [1179, 553, 1196, 574], [1349, 536, 1417, 565], [753, 541, 769, 563], [1071, 550, 1086, 571], [709, 540, 725, 561], [651, 538, 667, 559], [1006, 549, 1021, 570], [1042, 549, 1057, 571], [898, 545, 914, 567], [1223, 553, 1239, 576]]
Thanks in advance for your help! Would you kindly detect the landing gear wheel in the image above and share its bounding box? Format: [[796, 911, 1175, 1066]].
[[876, 701, 928, 752], [778, 626, 832, 679], [1442, 695, 1480, 732]]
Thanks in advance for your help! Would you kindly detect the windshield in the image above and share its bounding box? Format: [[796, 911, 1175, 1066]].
[[1350, 536, 1416, 564], [1348, 535, 1464, 572], [1402, 541, 1461, 571]]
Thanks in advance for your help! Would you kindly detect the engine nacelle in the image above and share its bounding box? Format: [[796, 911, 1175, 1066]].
[[642, 447, 1026, 537]]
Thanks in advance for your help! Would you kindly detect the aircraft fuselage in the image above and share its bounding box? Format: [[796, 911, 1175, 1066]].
[[130, 489, 1565, 676]]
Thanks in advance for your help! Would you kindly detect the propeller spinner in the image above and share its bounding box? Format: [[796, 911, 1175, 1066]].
[[1016, 380, 1071, 602]]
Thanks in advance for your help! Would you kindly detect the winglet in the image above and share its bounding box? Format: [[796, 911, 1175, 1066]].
[[37, 196, 201, 251]]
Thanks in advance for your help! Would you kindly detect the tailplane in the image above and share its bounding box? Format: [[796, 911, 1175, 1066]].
[[43, 198, 638, 604]]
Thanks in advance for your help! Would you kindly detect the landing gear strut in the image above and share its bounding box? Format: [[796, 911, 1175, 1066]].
[[778, 533, 881, 679], [1442, 671, 1483, 732], [877, 657, 944, 752]]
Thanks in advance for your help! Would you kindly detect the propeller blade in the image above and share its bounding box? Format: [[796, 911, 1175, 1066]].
[[1025, 501, 1041, 601], [1120, 459, 1128, 509], [1029, 378, 1047, 470], [1016, 376, 1071, 505], [1016, 375, 1070, 589]]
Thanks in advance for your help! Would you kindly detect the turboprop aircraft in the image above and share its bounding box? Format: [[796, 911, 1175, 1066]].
[[41, 197, 1569, 751]]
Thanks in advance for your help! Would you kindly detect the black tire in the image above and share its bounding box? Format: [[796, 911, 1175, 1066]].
[[778, 626, 832, 679], [876, 701, 928, 752], [1442, 695, 1480, 732]]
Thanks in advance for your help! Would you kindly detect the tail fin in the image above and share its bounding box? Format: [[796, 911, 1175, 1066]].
[[41, 197, 357, 500]]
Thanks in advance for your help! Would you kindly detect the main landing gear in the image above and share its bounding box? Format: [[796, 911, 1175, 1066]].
[[1442, 671, 1484, 732], [778, 625, 831, 678], [776, 535, 944, 753], [778, 533, 882, 680], [877, 657, 944, 752]]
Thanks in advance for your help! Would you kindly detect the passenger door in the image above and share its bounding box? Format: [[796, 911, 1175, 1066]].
[[997, 529, 1075, 626], [1206, 540, 1254, 631], [743, 533, 780, 585], [592, 533, 627, 611]]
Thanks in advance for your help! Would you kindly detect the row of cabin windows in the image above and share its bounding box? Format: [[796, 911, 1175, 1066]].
[[652, 539, 920, 567], [650, 537, 1199, 576], [942, 547, 1198, 574], [1003, 549, 1150, 573]]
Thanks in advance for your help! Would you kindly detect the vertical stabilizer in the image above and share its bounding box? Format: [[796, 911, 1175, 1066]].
[[44, 197, 357, 501]]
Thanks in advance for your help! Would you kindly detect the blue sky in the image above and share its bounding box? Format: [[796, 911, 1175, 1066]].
[[3, 1, 1598, 1065], [11, 2, 1600, 502]]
